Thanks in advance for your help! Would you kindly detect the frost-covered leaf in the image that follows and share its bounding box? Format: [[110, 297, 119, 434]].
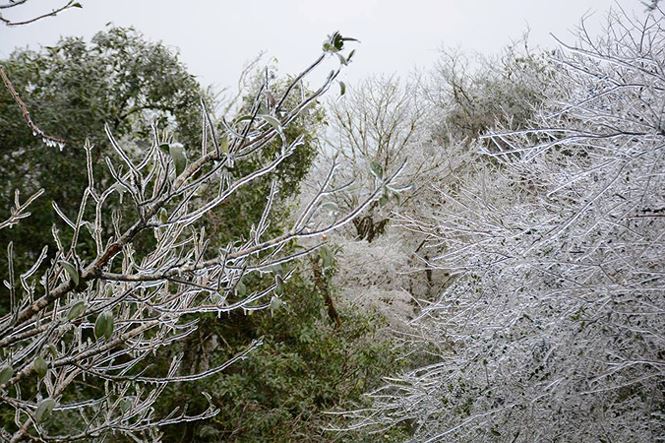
[[220, 135, 229, 155], [67, 301, 86, 321], [235, 279, 246, 297], [369, 161, 384, 179], [274, 274, 284, 295], [0, 365, 13, 385], [94, 311, 114, 341], [60, 261, 79, 287], [259, 114, 283, 134], [33, 356, 48, 378], [347, 49, 356, 63], [158, 207, 168, 224], [35, 398, 55, 422], [169, 143, 187, 176]]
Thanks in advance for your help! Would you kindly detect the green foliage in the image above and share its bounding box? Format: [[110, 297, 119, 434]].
[[0, 365, 13, 385], [143, 69, 403, 442], [59, 260, 79, 287], [322, 31, 359, 54], [34, 398, 55, 423], [168, 142, 188, 176], [0, 26, 204, 303], [66, 300, 86, 320], [93, 310, 114, 341], [33, 356, 47, 379], [158, 271, 407, 443]]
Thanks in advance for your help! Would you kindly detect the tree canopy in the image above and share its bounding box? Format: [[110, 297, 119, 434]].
[[0, 27, 204, 285]]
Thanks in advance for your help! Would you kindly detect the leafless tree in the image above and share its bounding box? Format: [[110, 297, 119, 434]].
[[0, 33, 406, 442], [340, 7, 665, 442], [323, 75, 431, 242], [317, 75, 457, 317]]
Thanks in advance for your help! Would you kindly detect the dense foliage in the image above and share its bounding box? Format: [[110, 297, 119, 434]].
[[0, 27, 203, 287], [158, 266, 407, 442]]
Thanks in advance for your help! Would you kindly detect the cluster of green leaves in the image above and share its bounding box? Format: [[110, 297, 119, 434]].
[[0, 26, 204, 304], [0, 28, 205, 429], [157, 268, 408, 443]]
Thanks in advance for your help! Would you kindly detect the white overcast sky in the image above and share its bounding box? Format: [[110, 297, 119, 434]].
[[0, 0, 644, 92]]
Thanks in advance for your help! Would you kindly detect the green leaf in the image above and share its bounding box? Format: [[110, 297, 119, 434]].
[[269, 295, 284, 312], [60, 261, 79, 287], [339, 81, 346, 96], [70, 1, 83, 8], [169, 143, 187, 177], [220, 135, 229, 155], [113, 183, 127, 195], [233, 115, 254, 124], [235, 279, 246, 297], [369, 161, 384, 179], [320, 246, 334, 270], [46, 344, 58, 358], [158, 207, 168, 224], [274, 275, 284, 296], [323, 31, 357, 53], [94, 311, 114, 341], [347, 49, 356, 63], [259, 114, 283, 133], [159, 143, 170, 155], [33, 356, 48, 378], [379, 193, 390, 206], [320, 201, 339, 212], [35, 398, 55, 422], [332, 32, 344, 51], [67, 301, 86, 321], [119, 398, 132, 413], [0, 365, 13, 385]]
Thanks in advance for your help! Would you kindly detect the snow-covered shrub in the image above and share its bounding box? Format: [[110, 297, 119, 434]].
[[347, 8, 665, 442]]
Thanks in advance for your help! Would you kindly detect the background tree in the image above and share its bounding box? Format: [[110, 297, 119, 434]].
[[325, 75, 429, 242], [345, 8, 665, 442], [317, 75, 449, 325], [0, 26, 204, 294], [320, 47, 556, 325], [160, 262, 408, 442], [427, 39, 555, 146], [0, 32, 407, 442]]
